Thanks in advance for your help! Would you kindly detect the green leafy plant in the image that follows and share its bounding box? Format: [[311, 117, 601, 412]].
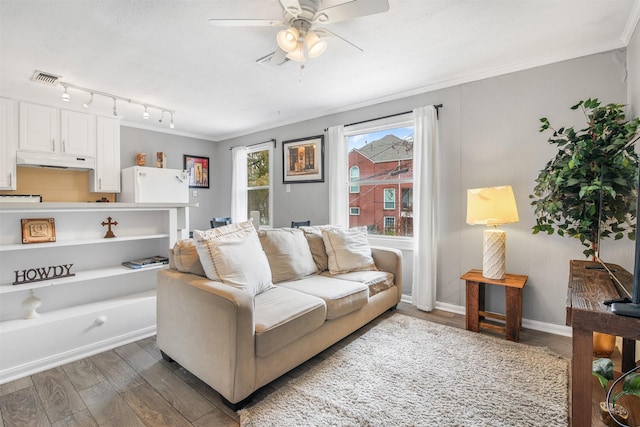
[[592, 358, 640, 407], [531, 99, 640, 258]]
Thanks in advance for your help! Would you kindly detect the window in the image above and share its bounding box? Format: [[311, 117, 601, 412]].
[[247, 144, 272, 226], [346, 119, 413, 236], [350, 207, 360, 215], [350, 166, 360, 193], [383, 188, 395, 210], [383, 216, 396, 233]]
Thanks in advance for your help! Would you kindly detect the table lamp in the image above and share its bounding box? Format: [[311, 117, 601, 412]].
[[466, 185, 519, 279]]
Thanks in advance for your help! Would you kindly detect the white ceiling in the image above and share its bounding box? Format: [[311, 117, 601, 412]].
[[1, 0, 638, 142]]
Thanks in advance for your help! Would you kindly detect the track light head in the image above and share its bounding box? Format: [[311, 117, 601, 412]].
[[61, 84, 70, 102], [159, 110, 165, 123], [169, 112, 174, 129], [143, 105, 149, 119], [83, 93, 93, 109], [112, 98, 118, 117]]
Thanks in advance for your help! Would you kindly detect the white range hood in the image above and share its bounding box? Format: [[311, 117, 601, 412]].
[[16, 151, 96, 170]]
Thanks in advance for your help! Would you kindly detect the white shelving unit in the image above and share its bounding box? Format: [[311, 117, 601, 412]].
[[0, 202, 193, 383]]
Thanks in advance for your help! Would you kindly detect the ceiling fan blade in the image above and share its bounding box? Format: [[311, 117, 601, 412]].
[[256, 48, 290, 66], [314, 0, 389, 24], [279, 0, 303, 17], [318, 28, 363, 52], [208, 19, 285, 27]]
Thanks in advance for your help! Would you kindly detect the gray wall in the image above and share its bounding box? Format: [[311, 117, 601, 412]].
[[214, 49, 634, 327], [119, 126, 218, 231]]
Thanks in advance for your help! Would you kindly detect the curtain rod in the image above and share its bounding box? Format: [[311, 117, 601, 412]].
[[323, 104, 443, 132], [228, 138, 276, 151]]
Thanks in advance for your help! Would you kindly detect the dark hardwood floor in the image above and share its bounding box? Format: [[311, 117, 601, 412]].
[[0, 303, 573, 426]]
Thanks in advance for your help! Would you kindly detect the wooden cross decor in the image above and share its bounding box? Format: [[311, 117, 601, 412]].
[[101, 216, 118, 238]]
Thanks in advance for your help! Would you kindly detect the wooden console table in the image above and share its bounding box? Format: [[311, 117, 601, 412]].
[[566, 260, 640, 426], [461, 269, 527, 342]]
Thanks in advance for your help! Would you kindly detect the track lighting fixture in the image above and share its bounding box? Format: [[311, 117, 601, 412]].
[[61, 84, 70, 102], [83, 92, 93, 108], [47, 74, 175, 129]]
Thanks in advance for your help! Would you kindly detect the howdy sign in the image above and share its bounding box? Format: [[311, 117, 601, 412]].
[[14, 264, 74, 285]]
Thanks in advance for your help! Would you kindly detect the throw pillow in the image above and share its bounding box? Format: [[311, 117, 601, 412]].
[[299, 225, 342, 271], [172, 238, 206, 277], [193, 221, 274, 296], [258, 228, 317, 282], [321, 226, 377, 274]]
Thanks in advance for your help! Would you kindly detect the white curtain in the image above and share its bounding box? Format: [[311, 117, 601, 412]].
[[412, 106, 439, 311], [230, 146, 248, 223], [328, 125, 348, 226]]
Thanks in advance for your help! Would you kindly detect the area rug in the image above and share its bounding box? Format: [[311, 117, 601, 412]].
[[239, 313, 569, 427]]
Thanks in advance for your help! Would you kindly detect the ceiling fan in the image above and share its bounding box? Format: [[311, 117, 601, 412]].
[[208, 0, 390, 65]]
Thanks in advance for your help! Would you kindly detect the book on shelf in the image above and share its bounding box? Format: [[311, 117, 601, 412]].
[[122, 255, 169, 269]]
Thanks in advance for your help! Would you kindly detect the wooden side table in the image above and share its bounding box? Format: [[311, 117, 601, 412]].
[[461, 269, 528, 342]]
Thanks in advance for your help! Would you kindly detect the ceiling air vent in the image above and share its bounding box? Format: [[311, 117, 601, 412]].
[[31, 70, 62, 86]]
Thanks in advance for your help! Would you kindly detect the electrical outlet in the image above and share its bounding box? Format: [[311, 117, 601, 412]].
[[192, 190, 198, 197], [286, 184, 291, 193]]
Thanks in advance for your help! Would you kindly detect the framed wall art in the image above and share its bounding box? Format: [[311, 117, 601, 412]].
[[282, 135, 325, 183], [183, 155, 210, 188], [21, 218, 56, 244]]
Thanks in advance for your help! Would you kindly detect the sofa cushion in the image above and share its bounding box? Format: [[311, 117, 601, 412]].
[[299, 225, 342, 272], [193, 221, 274, 296], [277, 275, 368, 320], [258, 228, 318, 283], [254, 286, 327, 357], [172, 239, 206, 277], [321, 270, 395, 297], [322, 226, 377, 274]]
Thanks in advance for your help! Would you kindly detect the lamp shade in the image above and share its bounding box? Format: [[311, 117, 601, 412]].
[[277, 27, 299, 53], [466, 185, 519, 226], [305, 31, 327, 58], [285, 40, 305, 62]]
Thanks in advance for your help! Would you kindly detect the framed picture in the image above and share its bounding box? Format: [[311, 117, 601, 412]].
[[282, 135, 325, 183], [21, 218, 56, 244], [183, 155, 210, 188]]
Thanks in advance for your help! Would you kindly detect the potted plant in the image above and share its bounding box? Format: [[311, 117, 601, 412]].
[[592, 358, 640, 426], [531, 98, 639, 258], [530, 99, 639, 356]]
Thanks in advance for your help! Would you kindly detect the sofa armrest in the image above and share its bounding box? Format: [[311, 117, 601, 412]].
[[370, 246, 403, 300], [156, 269, 256, 403]]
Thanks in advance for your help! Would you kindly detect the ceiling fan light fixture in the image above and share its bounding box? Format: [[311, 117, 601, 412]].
[[306, 32, 327, 58], [277, 26, 299, 52], [285, 40, 306, 62]]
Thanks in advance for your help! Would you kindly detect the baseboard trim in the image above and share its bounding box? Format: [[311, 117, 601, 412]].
[[400, 297, 572, 337], [0, 326, 156, 384]]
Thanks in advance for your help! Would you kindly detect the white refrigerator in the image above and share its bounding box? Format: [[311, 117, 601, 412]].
[[119, 166, 190, 203]]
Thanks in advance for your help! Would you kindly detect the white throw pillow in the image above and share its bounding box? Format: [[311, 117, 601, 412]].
[[322, 226, 377, 274], [258, 228, 317, 283], [193, 221, 274, 296]]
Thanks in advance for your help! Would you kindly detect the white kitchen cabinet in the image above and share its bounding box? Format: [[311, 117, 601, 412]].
[[91, 116, 121, 192], [0, 202, 192, 383], [19, 102, 95, 158], [60, 110, 96, 156], [19, 102, 58, 153], [0, 98, 17, 190]]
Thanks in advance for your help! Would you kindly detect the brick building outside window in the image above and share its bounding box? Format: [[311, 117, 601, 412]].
[[348, 134, 413, 236]]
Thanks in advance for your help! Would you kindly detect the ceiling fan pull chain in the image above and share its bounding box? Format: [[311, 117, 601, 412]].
[[299, 64, 305, 83]]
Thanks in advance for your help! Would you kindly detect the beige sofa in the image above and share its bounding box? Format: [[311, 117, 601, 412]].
[[156, 223, 402, 408]]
